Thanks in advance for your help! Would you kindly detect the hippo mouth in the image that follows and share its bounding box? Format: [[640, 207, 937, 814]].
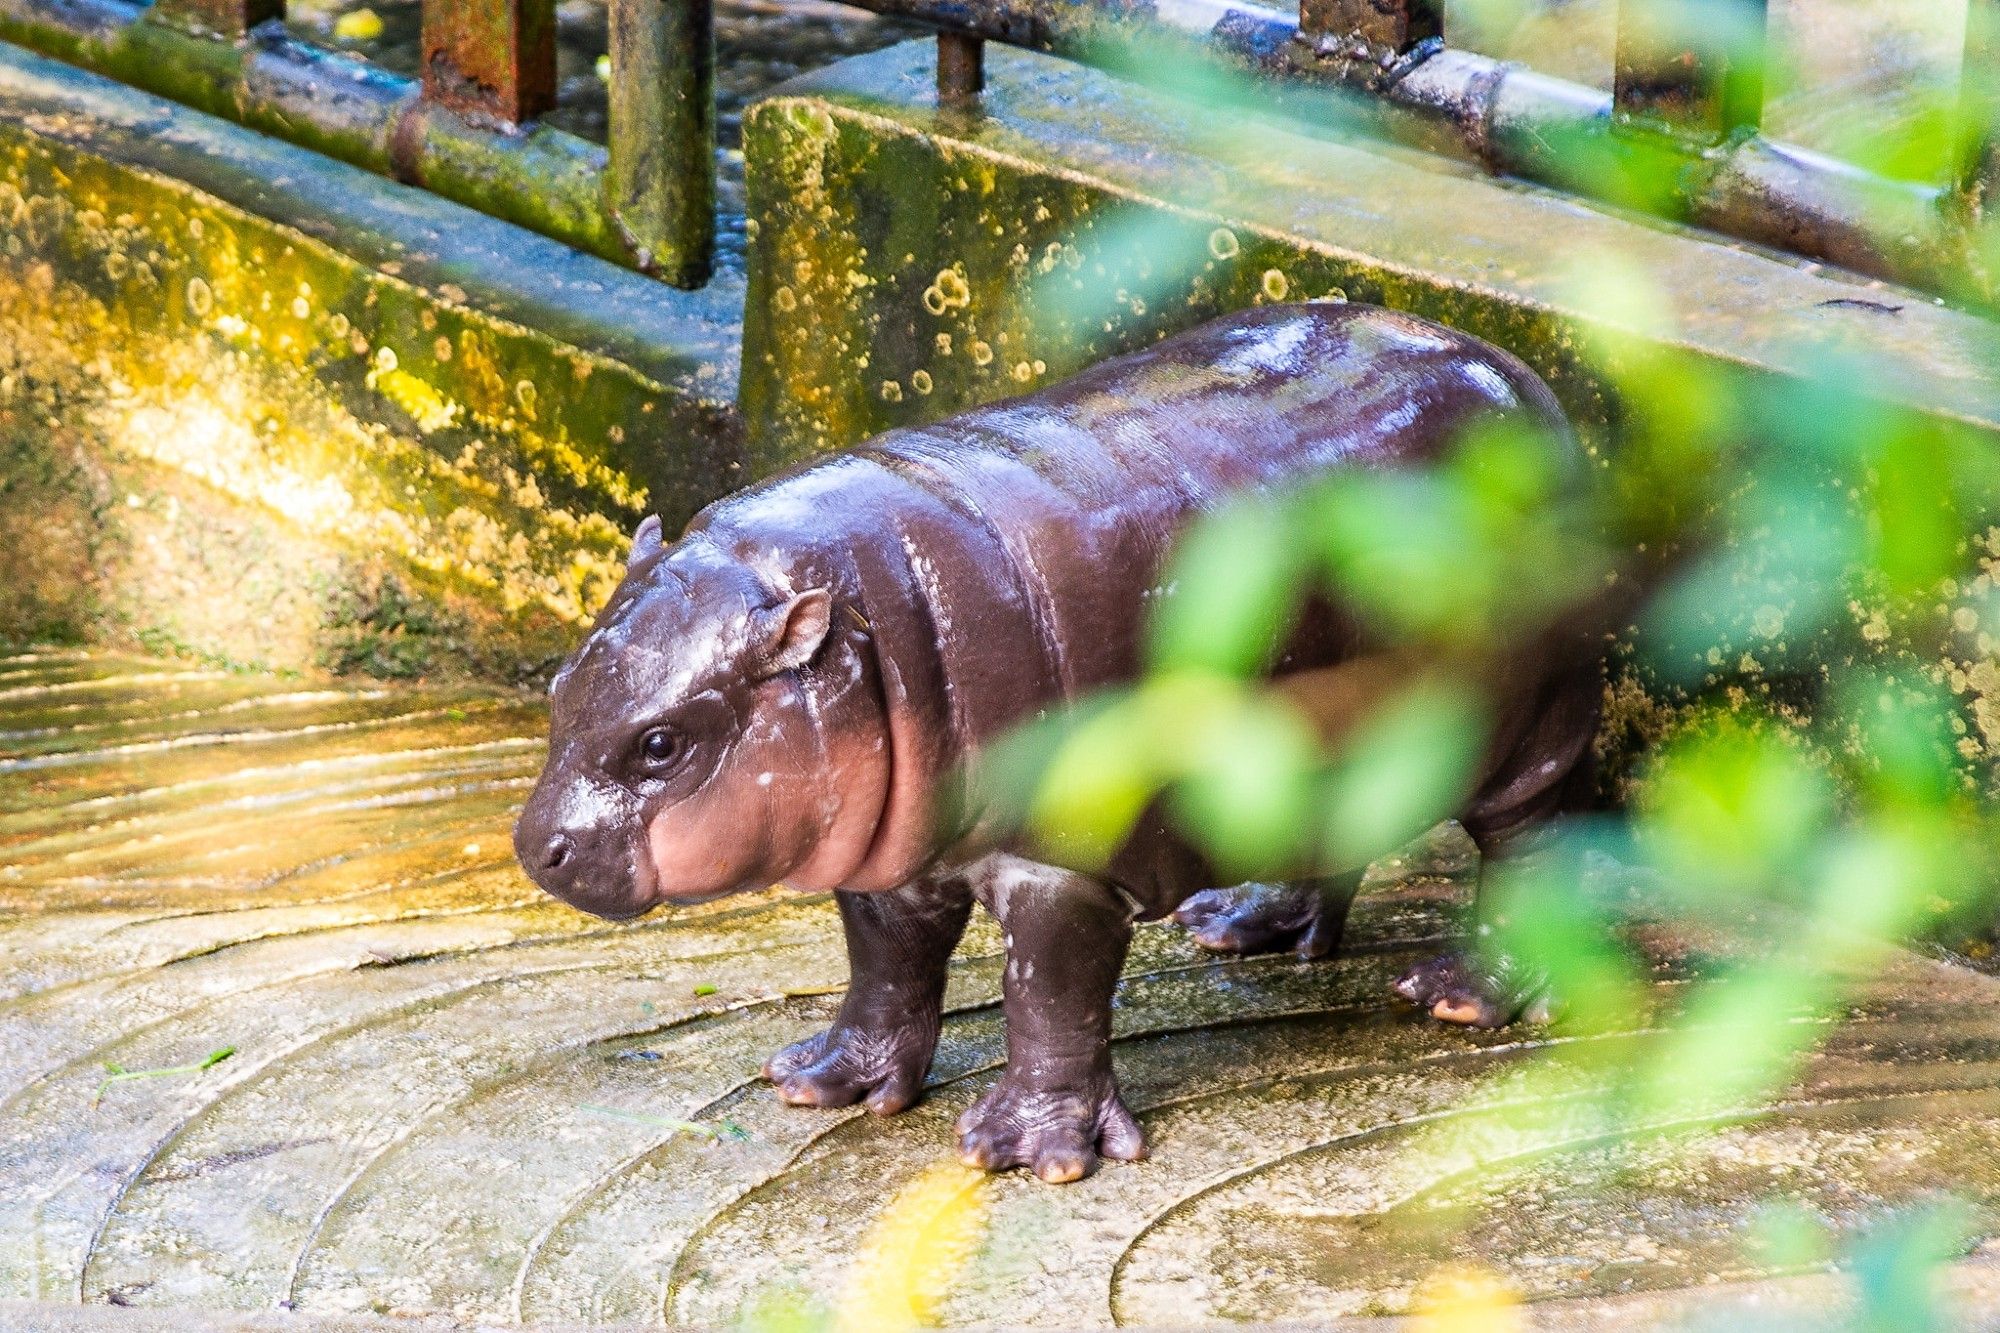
[[514, 813, 668, 921]]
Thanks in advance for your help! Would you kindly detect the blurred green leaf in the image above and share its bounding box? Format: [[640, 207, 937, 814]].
[[1847, 1201, 1974, 1333], [1832, 671, 1964, 811], [1027, 687, 1164, 867], [1015, 205, 1213, 349], [1484, 847, 1649, 1039], [1745, 1201, 1831, 1274], [1320, 680, 1487, 869], [1150, 495, 1306, 677], [1628, 958, 1821, 1122], [1172, 692, 1320, 876], [1639, 715, 1835, 904]]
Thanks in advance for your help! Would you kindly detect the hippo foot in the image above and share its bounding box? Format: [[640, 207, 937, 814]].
[[955, 1074, 1147, 1183], [762, 1023, 935, 1116], [1392, 951, 1558, 1029], [1173, 882, 1345, 960]]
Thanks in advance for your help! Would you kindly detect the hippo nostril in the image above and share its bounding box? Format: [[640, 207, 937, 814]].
[[545, 835, 574, 871]]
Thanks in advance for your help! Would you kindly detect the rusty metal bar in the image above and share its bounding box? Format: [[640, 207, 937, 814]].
[[825, 0, 1968, 297], [149, 0, 282, 38], [1613, 0, 1770, 145], [420, 0, 557, 126], [0, 0, 632, 266], [1296, 0, 1441, 67], [605, 0, 714, 288], [937, 31, 984, 105]]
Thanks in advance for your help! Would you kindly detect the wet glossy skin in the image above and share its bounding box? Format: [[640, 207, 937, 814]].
[[516, 302, 1603, 1181]]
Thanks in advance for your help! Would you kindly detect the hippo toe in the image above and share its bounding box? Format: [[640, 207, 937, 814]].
[[763, 1022, 937, 1116], [1392, 951, 1559, 1028], [956, 1074, 1147, 1183], [1174, 878, 1355, 960]]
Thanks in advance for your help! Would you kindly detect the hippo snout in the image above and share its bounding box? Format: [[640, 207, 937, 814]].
[[512, 803, 653, 921]]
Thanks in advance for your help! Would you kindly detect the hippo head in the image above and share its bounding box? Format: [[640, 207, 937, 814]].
[[513, 516, 893, 919]]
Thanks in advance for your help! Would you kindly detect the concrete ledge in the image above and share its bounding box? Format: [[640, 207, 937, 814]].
[[0, 40, 743, 676], [740, 41, 2000, 464]]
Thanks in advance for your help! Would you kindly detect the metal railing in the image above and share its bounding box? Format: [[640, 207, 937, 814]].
[[0, 0, 714, 287], [0, 0, 1994, 304], [836, 0, 1989, 304]]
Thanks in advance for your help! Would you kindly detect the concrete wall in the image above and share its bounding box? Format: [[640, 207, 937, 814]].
[[0, 43, 743, 680]]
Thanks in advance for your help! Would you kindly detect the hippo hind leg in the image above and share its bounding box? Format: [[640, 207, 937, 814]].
[[1394, 666, 1601, 1029], [764, 877, 972, 1115], [1173, 875, 1358, 960]]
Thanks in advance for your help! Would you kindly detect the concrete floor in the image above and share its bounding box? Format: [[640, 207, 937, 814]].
[[4, 650, 2000, 1329]]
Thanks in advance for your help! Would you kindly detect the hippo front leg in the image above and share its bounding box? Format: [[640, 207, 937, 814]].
[[956, 856, 1147, 1183], [764, 878, 973, 1115]]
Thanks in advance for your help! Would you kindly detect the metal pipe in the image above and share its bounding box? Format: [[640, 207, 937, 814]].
[[0, 0, 645, 273], [0, 0, 1978, 304], [836, 0, 1977, 304], [606, 0, 715, 288]]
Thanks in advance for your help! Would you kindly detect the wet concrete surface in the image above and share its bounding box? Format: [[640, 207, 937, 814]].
[[4, 649, 2000, 1328]]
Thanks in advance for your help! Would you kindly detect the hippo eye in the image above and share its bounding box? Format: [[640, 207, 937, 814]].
[[639, 728, 684, 768]]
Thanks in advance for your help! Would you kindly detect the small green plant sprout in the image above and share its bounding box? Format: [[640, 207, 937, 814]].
[[93, 1046, 235, 1107], [580, 1103, 751, 1143], [693, 983, 719, 997]]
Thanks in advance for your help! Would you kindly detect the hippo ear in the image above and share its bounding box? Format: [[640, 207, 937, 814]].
[[629, 515, 665, 563], [748, 588, 833, 678]]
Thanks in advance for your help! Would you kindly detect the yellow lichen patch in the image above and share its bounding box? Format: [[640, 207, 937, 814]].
[[332, 7, 384, 41], [922, 265, 973, 316], [0, 191, 652, 674], [369, 365, 462, 435]]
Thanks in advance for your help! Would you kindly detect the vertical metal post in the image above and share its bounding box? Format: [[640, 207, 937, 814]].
[[1614, 0, 1770, 144], [150, 0, 284, 38], [937, 31, 985, 106], [1297, 0, 1443, 61], [606, 0, 715, 289], [1960, 0, 2000, 219], [420, 0, 558, 125]]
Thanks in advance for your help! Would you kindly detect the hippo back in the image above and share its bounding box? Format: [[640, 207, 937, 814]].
[[684, 303, 1574, 880]]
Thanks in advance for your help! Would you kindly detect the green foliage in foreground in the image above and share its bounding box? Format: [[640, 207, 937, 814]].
[[973, 23, 2000, 1319]]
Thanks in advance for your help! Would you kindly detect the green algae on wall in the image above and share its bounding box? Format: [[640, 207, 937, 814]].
[[740, 89, 1596, 474], [0, 41, 745, 680], [738, 44, 2000, 456]]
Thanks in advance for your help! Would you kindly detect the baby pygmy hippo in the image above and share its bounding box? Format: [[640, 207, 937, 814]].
[[515, 303, 1602, 1182]]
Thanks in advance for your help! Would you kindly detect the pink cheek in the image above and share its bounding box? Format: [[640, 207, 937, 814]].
[[645, 790, 758, 896]]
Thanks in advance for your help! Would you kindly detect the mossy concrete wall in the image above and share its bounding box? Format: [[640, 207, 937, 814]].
[[0, 42, 744, 681]]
